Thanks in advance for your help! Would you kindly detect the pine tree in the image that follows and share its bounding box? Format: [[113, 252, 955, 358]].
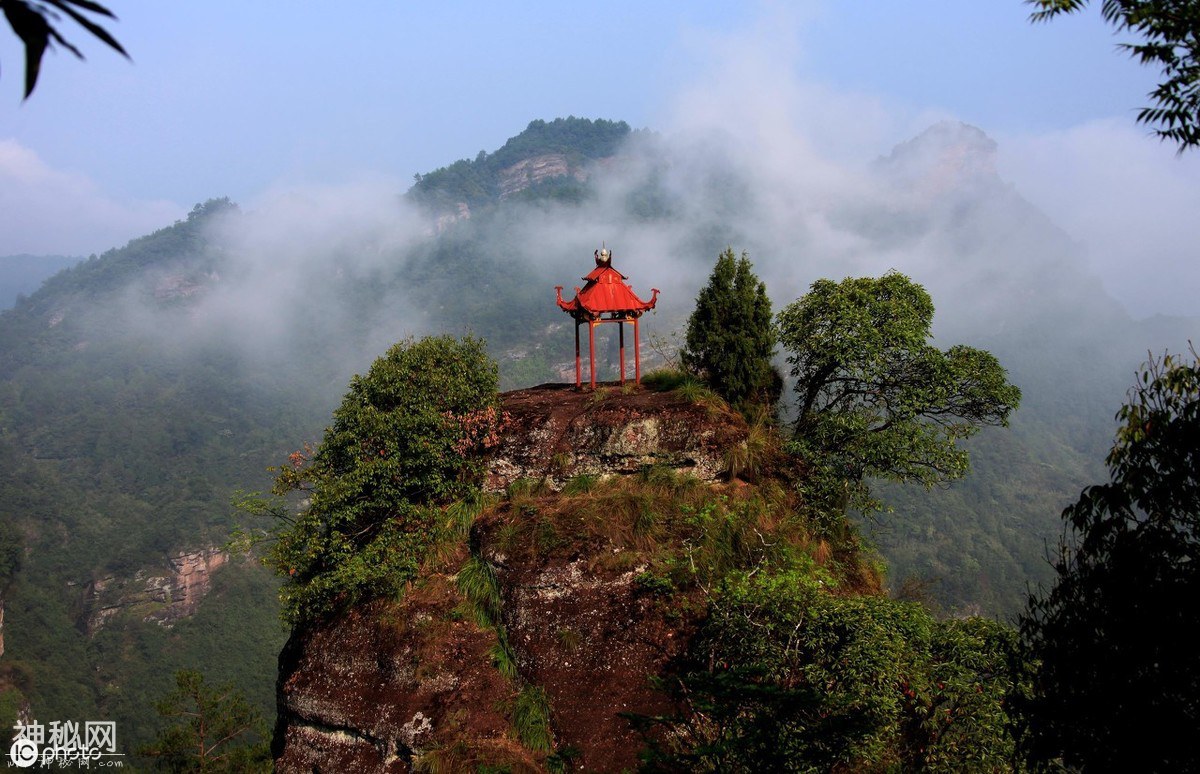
[[681, 248, 778, 410]]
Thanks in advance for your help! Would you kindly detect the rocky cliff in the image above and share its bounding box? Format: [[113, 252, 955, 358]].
[[272, 384, 767, 772], [497, 154, 588, 199], [78, 547, 229, 633]]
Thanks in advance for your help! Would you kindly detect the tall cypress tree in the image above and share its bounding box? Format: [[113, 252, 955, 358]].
[[681, 248, 777, 410]]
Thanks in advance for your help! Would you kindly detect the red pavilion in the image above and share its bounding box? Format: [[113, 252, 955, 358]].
[[555, 248, 659, 390]]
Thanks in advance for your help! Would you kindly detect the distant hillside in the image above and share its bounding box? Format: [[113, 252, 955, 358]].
[[0, 254, 80, 309]]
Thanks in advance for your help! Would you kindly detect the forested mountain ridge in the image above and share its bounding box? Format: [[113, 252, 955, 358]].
[[0, 115, 1194, 758]]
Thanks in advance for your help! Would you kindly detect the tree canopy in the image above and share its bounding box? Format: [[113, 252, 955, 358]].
[[1028, 0, 1200, 150], [777, 272, 1020, 512], [1018, 347, 1200, 771], [681, 248, 778, 412], [1, 0, 126, 98]]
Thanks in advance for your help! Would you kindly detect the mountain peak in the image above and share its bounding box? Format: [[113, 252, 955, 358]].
[[876, 121, 1000, 197], [407, 117, 631, 213]]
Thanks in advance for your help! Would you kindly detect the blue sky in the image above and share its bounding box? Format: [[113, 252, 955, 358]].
[[2, 1, 1197, 314]]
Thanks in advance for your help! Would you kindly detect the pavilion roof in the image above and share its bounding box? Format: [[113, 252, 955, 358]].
[[556, 261, 658, 319]]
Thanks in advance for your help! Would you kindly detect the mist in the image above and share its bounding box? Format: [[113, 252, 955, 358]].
[[52, 11, 1197, 407]]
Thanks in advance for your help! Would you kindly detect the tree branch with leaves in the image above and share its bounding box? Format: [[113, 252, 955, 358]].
[[1, 0, 127, 98], [778, 272, 1020, 514], [1028, 0, 1200, 150], [140, 670, 270, 773]]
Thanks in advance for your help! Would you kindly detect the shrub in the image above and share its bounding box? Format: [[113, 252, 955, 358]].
[[267, 335, 500, 623], [636, 571, 1021, 771]]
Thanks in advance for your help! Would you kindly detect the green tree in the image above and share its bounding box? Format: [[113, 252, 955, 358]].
[[1028, 0, 1200, 150], [681, 248, 778, 411], [139, 669, 270, 772], [1018, 348, 1200, 771], [777, 272, 1020, 513], [266, 335, 500, 623], [1, 0, 127, 98]]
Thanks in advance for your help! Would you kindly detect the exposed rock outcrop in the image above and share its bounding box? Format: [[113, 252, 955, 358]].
[[275, 534, 697, 772], [497, 153, 587, 199], [79, 547, 228, 633], [876, 120, 1001, 200], [487, 383, 746, 492]]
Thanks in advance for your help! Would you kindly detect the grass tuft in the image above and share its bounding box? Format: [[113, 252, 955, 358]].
[[642, 368, 689, 391], [549, 451, 572, 476], [445, 493, 485, 538], [588, 387, 613, 405], [489, 632, 519, 681], [556, 627, 582, 653], [506, 477, 548, 500], [512, 685, 554, 753], [457, 555, 502, 629], [724, 410, 778, 482], [561, 473, 599, 495]]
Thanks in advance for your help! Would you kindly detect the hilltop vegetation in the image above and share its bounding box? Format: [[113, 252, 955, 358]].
[[272, 353, 1025, 770]]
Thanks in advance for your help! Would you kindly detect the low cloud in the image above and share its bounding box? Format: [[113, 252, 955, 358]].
[[0, 139, 184, 257]]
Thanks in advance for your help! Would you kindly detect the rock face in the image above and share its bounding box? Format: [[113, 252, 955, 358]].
[[274, 527, 700, 773], [273, 578, 523, 772], [876, 120, 1001, 200], [472, 519, 697, 771], [497, 154, 587, 199], [273, 385, 749, 772], [487, 383, 746, 492], [79, 547, 228, 633]]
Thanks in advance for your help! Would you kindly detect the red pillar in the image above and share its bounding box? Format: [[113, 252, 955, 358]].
[[574, 319, 581, 390], [618, 318, 626, 385], [588, 321, 597, 389], [634, 315, 641, 384]]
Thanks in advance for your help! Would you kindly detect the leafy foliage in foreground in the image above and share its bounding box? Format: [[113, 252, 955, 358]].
[[266, 336, 500, 623], [1019, 348, 1200, 771], [778, 272, 1021, 513], [638, 571, 1020, 772]]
